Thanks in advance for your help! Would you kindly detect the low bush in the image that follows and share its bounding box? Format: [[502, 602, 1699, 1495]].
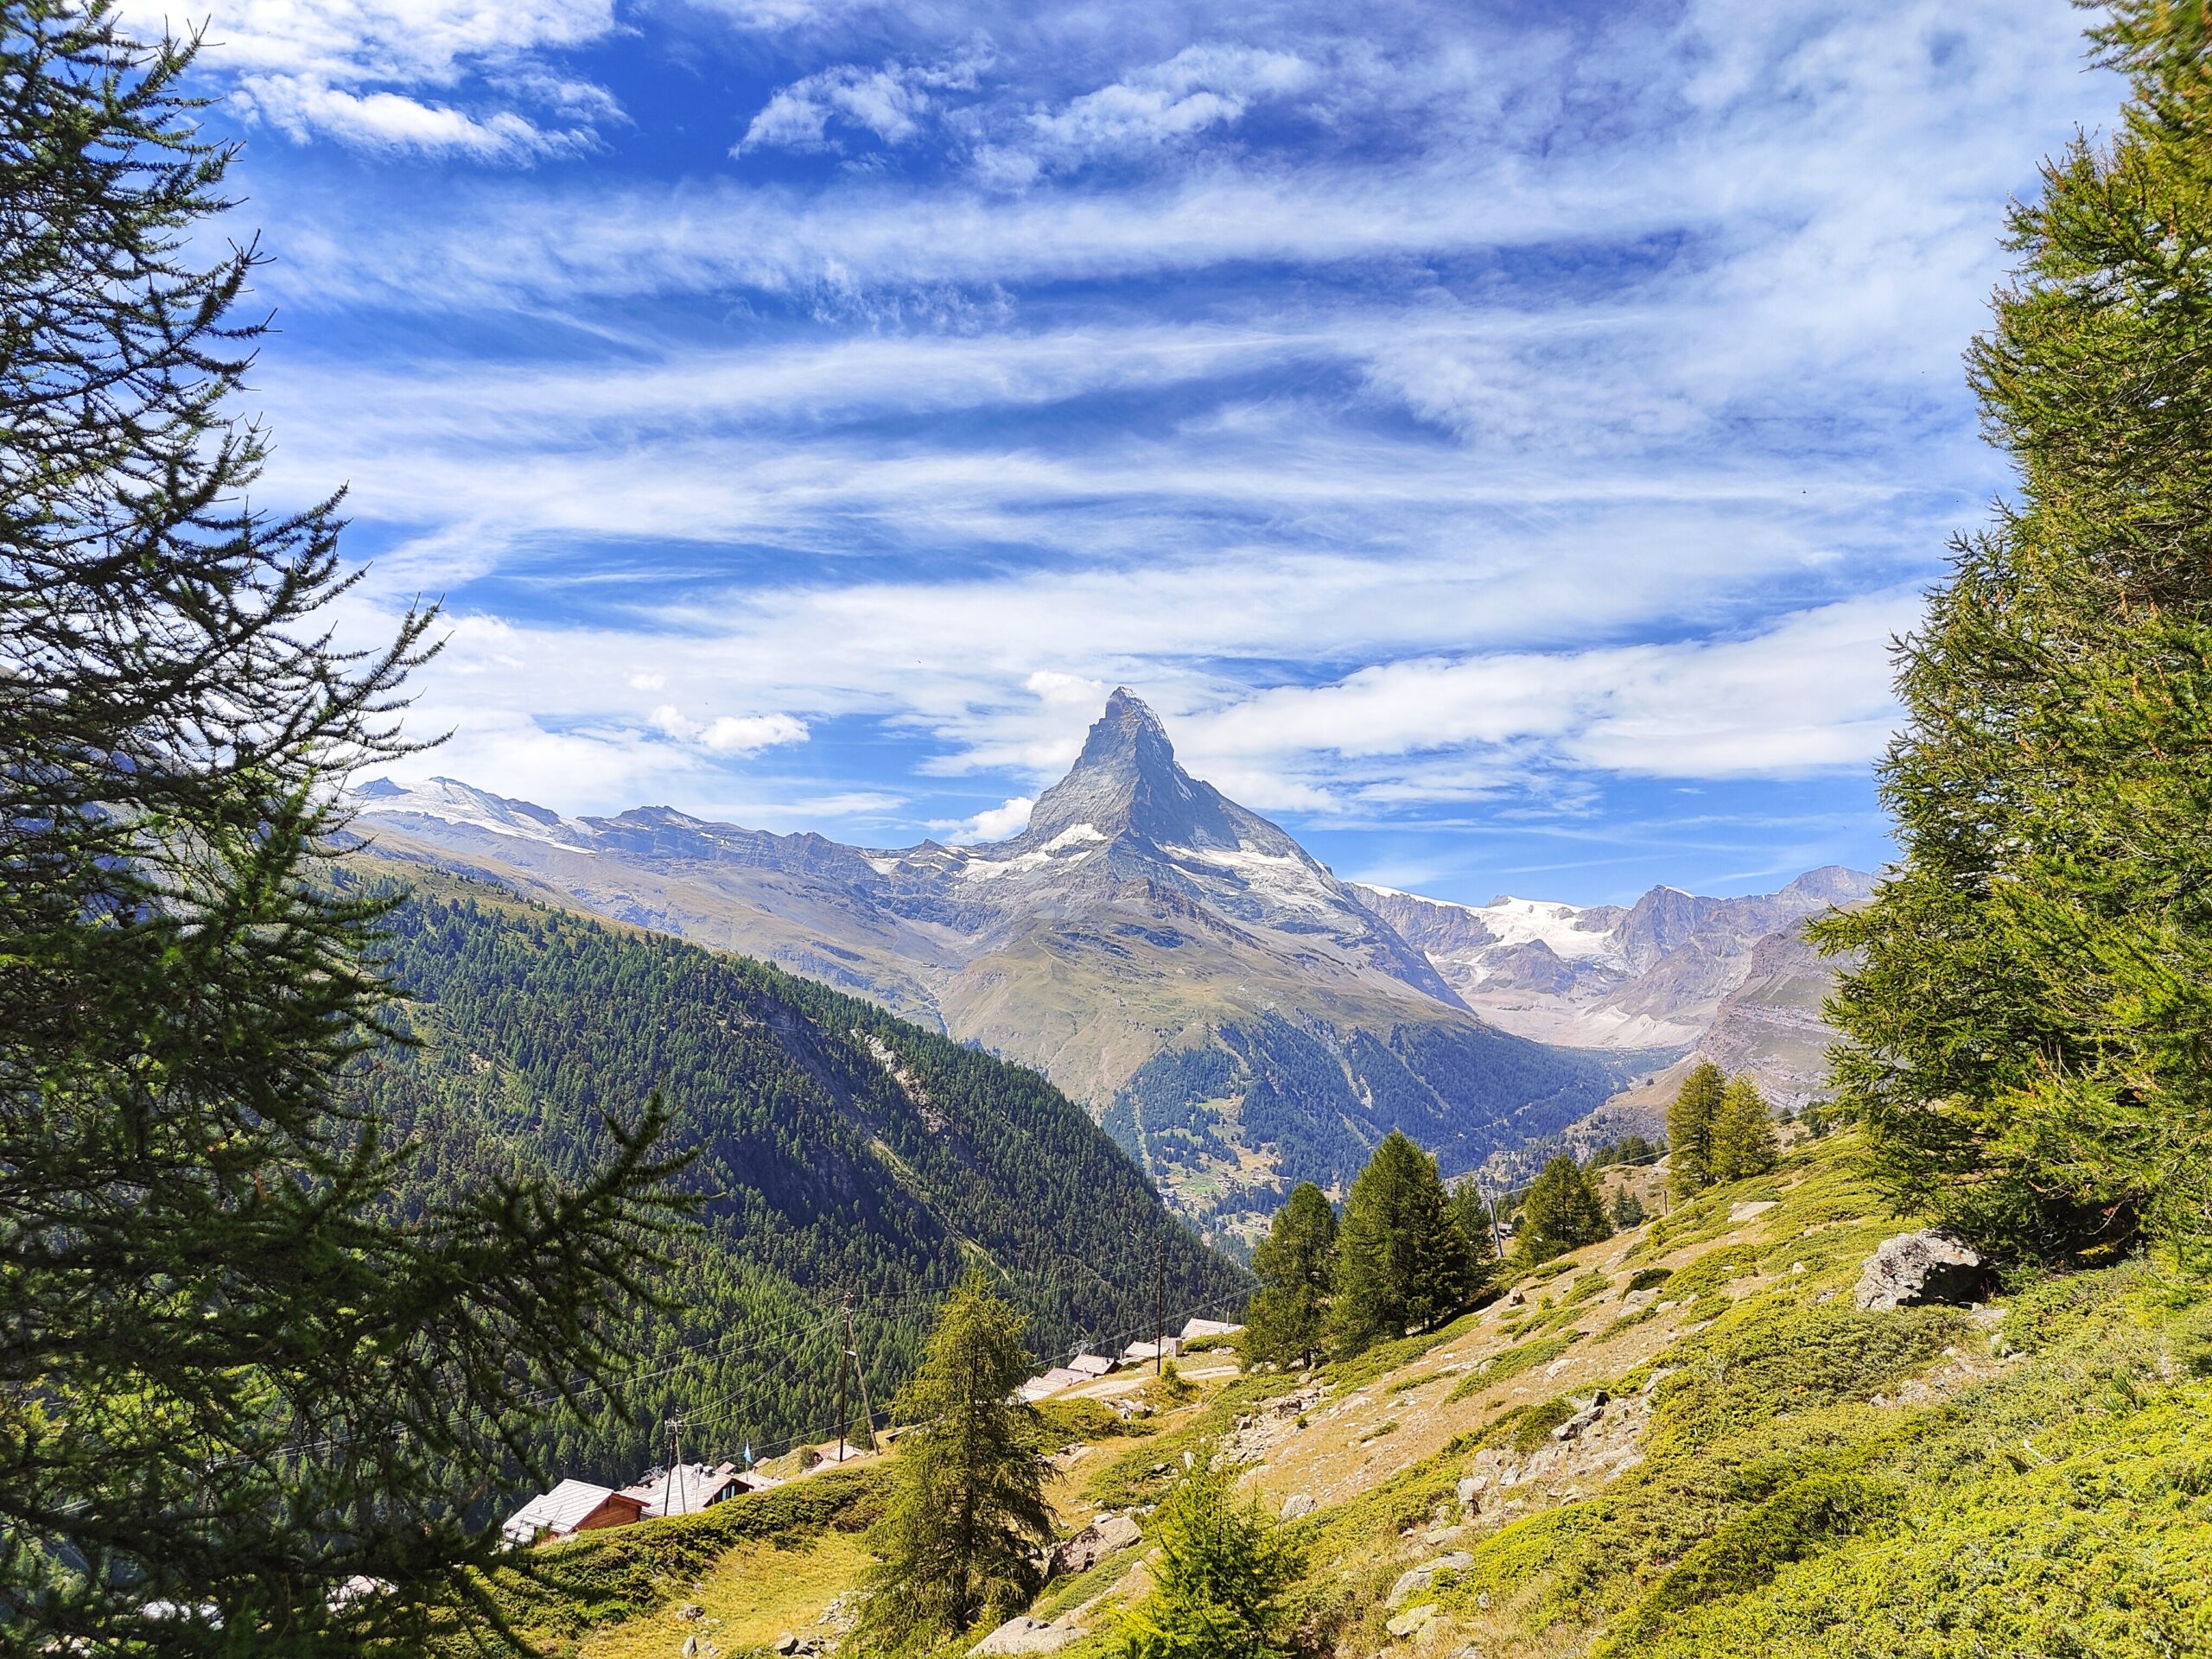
[[1446, 1333, 1576, 1404]]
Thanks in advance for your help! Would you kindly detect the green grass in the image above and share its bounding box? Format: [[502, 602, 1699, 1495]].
[[1035, 1395, 1156, 1445], [1422, 1249, 2212, 1657], [579, 1531, 874, 1658], [1326, 1306, 1488, 1391], [1446, 1333, 1578, 1404], [1081, 1371, 1300, 1511], [474, 1134, 2212, 1659], [428, 1466, 886, 1656]]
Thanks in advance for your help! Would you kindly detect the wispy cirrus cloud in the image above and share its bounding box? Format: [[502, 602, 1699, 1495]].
[[734, 49, 989, 156], [234, 76, 595, 159], [212, 0, 2116, 899]]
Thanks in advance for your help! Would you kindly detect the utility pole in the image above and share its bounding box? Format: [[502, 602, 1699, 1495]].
[[849, 1300, 878, 1452], [1153, 1230, 1166, 1376], [836, 1293, 852, 1462], [664, 1411, 685, 1516]]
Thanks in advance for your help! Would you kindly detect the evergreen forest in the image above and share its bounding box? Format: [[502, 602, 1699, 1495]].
[[345, 862, 1247, 1488]]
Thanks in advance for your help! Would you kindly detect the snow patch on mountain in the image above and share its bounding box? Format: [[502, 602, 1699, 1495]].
[[1465, 896, 1622, 965], [1162, 843, 1343, 917], [351, 776, 592, 851]]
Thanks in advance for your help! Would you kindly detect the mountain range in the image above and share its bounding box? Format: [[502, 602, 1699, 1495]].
[[354, 690, 1872, 1234], [1355, 866, 1875, 1116]]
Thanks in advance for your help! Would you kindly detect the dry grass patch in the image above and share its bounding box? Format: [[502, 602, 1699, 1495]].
[[579, 1531, 874, 1658]]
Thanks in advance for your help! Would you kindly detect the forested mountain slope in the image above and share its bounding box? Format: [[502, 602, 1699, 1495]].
[[343, 862, 1243, 1491]]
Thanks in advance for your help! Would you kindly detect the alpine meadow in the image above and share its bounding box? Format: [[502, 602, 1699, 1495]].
[[6, 1, 2212, 1657]]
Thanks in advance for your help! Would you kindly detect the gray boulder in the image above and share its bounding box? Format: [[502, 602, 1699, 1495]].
[[969, 1616, 1078, 1656], [1385, 1551, 1473, 1608], [1854, 1230, 1989, 1311], [1552, 1389, 1611, 1443], [1047, 1511, 1141, 1575]]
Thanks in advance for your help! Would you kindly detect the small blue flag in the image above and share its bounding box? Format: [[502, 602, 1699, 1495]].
[[743, 1442, 753, 1465]]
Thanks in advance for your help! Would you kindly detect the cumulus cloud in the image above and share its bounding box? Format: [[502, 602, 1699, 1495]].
[[940, 796, 1035, 842], [735, 51, 988, 156], [650, 707, 812, 753]]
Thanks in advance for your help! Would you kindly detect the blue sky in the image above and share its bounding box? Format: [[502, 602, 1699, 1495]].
[[147, 0, 2119, 905]]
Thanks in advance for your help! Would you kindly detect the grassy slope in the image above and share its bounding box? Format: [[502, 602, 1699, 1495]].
[[433, 1467, 884, 1656], [531, 1132, 2212, 1656]]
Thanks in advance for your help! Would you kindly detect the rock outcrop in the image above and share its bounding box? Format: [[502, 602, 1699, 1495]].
[[969, 1615, 1078, 1656], [1854, 1230, 1990, 1311], [1386, 1552, 1473, 1609], [1046, 1511, 1141, 1576]]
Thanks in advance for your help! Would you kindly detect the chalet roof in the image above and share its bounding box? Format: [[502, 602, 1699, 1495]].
[[620, 1460, 744, 1516], [1018, 1366, 1088, 1401], [1066, 1352, 1117, 1376], [1119, 1338, 1180, 1363], [500, 1478, 642, 1542], [1179, 1318, 1243, 1341]]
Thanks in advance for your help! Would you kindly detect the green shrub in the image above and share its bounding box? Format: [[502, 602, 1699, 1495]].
[[1649, 1300, 1961, 1455], [1446, 1334, 1575, 1404], [1663, 1244, 1762, 1304]]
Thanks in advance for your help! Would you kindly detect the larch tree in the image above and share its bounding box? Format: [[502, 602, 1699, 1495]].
[[1814, 1, 2212, 1262], [1241, 1181, 1338, 1370], [1448, 1173, 1501, 1296], [855, 1269, 1055, 1650], [0, 5, 683, 1651], [1327, 1131, 1480, 1356], [1666, 1062, 1726, 1198], [1709, 1076, 1780, 1185], [1516, 1155, 1611, 1263], [1611, 1185, 1646, 1230], [1120, 1447, 1300, 1659]]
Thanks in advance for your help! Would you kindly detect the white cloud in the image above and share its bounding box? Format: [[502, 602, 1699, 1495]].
[[123, 0, 619, 156], [240, 0, 2114, 846], [1175, 590, 1916, 793], [650, 706, 811, 753], [948, 41, 1321, 184], [138, 0, 613, 84], [940, 796, 1034, 842], [703, 713, 811, 753], [1018, 44, 1314, 165], [736, 52, 987, 155], [334, 563, 1911, 834], [236, 77, 588, 159]]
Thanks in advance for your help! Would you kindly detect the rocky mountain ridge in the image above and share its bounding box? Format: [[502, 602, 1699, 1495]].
[[1352, 866, 1874, 1054]]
